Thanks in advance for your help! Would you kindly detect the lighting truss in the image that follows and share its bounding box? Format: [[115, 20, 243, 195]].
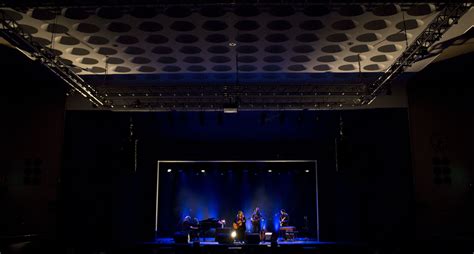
[[356, 2, 473, 105], [0, 9, 107, 107]]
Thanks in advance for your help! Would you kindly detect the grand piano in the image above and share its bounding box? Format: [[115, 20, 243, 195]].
[[196, 218, 226, 237]]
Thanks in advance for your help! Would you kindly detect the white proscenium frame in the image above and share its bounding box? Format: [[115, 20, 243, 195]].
[[155, 160, 320, 242]]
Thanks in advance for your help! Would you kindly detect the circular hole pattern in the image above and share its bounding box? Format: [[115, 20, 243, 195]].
[[356, 33, 382, 42], [130, 7, 157, 18], [370, 55, 393, 62], [269, 5, 295, 17], [378, 44, 402, 53], [138, 66, 157, 73], [313, 64, 332, 71], [57, 36, 80, 45], [265, 33, 289, 43], [265, 45, 287, 53], [288, 65, 307, 71], [131, 57, 151, 64], [42, 24, 68, 33], [293, 45, 315, 53], [263, 65, 282, 72], [332, 20, 357, 30], [317, 55, 338, 62], [75, 23, 100, 33], [19, 24, 38, 34], [364, 64, 384, 71], [114, 66, 131, 73], [238, 65, 257, 72], [236, 45, 258, 54], [59, 58, 73, 66], [234, 6, 260, 17], [238, 55, 258, 63], [267, 20, 292, 31], [349, 44, 373, 53], [95, 47, 117, 55], [107, 22, 131, 32], [170, 21, 196, 32], [296, 33, 319, 43], [344, 54, 366, 62], [303, 6, 330, 17], [32, 37, 51, 46], [300, 20, 325, 31], [124, 46, 145, 55], [339, 64, 356, 71], [97, 8, 122, 19], [68, 47, 90, 55], [158, 57, 177, 64], [116, 35, 139, 44], [188, 65, 207, 72], [373, 4, 401, 16], [89, 67, 106, 73], [139, 22, 163, 32], [387, 32, 412, 42], [396, 19, 423, 30], [321, 45, 344, 53], [213, 65, 232, 72], [326, 33, 351, 42], [206, 34, 229, 43], [176, 34, 199, 44], [210, 56, 231, 63], [165, 6, 191, 18], [291, 55, 311, 63], [407, 4, 435, 16], [181, 46, 202, 54], [30, 9, 55, 20], [63, 8, 89, 20], [364, 19, 391, 30], [200, 6, 226, 18], [162, 66, 181, 72], [235, 20, 260, 31], [79, 57, 99, 65], [3, 10, 23, 21], [338, 5, 365, 16], [105, 57, 124, 64], [263, 55, 285, 63], [203, 20, 228, 31], [145, 34, 168, 44], [183, 56, 204, 64], [236, 34, 259, 43], [152, 46, 173, 54]]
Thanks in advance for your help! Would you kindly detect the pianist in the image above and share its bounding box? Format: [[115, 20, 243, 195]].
[[182, 216, 199, 240]]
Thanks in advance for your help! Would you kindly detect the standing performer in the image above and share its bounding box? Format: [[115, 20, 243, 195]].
[[250, 207, 263, 233], [279, 209, 289, 227], [233, 210, 246, 242]]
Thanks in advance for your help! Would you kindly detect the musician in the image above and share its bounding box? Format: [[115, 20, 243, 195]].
[[233, 211, 246, 242], [182, 216, 199, 240], [250, 207, 262, 233], [279, 209, 289, 227]]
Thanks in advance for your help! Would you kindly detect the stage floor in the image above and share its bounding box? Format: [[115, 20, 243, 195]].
[[147, 237, 334, 246]]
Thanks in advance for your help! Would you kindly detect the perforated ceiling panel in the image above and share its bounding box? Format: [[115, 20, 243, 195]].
[[2, 4, 439, 75]]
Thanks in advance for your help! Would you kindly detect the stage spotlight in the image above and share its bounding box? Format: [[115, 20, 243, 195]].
[[201, 169, 205, 173], [305, 170, 310, 173], [167, 169, 172, 173], [231, 231, 237, 239], [268, 169, 272, 173]]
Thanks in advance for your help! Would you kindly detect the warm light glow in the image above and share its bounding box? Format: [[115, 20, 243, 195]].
[[231, 231, 237, 239]]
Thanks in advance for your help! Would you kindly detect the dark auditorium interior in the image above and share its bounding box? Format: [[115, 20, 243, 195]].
[[1, 0, 474, 253]]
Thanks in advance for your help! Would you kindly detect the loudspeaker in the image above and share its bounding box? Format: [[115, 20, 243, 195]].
[[215, 227, 233, 244], [246, 233, 260, 244], [173, 232, 190, 244]]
